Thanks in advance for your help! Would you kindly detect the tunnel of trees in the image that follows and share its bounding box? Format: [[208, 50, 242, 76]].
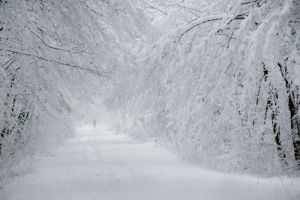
[[0, 0, 300, 182]]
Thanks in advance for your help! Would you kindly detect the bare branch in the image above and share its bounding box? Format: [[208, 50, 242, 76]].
[[227, 13, 248, 25], [241, 0, 259, 5], [81, 0, 103, 16], [31, 31, 79, 54], [1, 55, 16, 70]]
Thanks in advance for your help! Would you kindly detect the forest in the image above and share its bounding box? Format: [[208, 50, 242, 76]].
[[0, 0, 300, 199]]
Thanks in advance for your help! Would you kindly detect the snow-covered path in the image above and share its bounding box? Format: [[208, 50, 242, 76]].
[[3, 125, 300, 200]]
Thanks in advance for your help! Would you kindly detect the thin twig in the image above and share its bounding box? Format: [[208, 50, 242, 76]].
[[2, 56, 16, 70], [31, 31, 83, 54]]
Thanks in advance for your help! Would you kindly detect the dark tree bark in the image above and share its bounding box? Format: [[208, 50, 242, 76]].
[[278, 62, 300, 168]]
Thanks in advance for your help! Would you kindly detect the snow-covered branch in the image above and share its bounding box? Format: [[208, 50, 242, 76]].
[[177, 15, 225, 41], [0, 49, 105, 77]]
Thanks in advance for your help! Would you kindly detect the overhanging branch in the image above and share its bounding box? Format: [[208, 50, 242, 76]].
[[177, 15, 225, 42], [0, 48, 106, 77]]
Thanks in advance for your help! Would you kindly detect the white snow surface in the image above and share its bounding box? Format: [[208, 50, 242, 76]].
[[2, 125, 300, 200]]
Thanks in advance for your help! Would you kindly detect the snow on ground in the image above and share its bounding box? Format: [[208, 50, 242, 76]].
[[2, 125, 300, 200]]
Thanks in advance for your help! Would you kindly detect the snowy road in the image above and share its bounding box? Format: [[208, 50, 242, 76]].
[[3, 125, 300, 200]]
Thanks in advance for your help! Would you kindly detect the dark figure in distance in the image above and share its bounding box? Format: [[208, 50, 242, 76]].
[[93, 119, 97, 128]]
